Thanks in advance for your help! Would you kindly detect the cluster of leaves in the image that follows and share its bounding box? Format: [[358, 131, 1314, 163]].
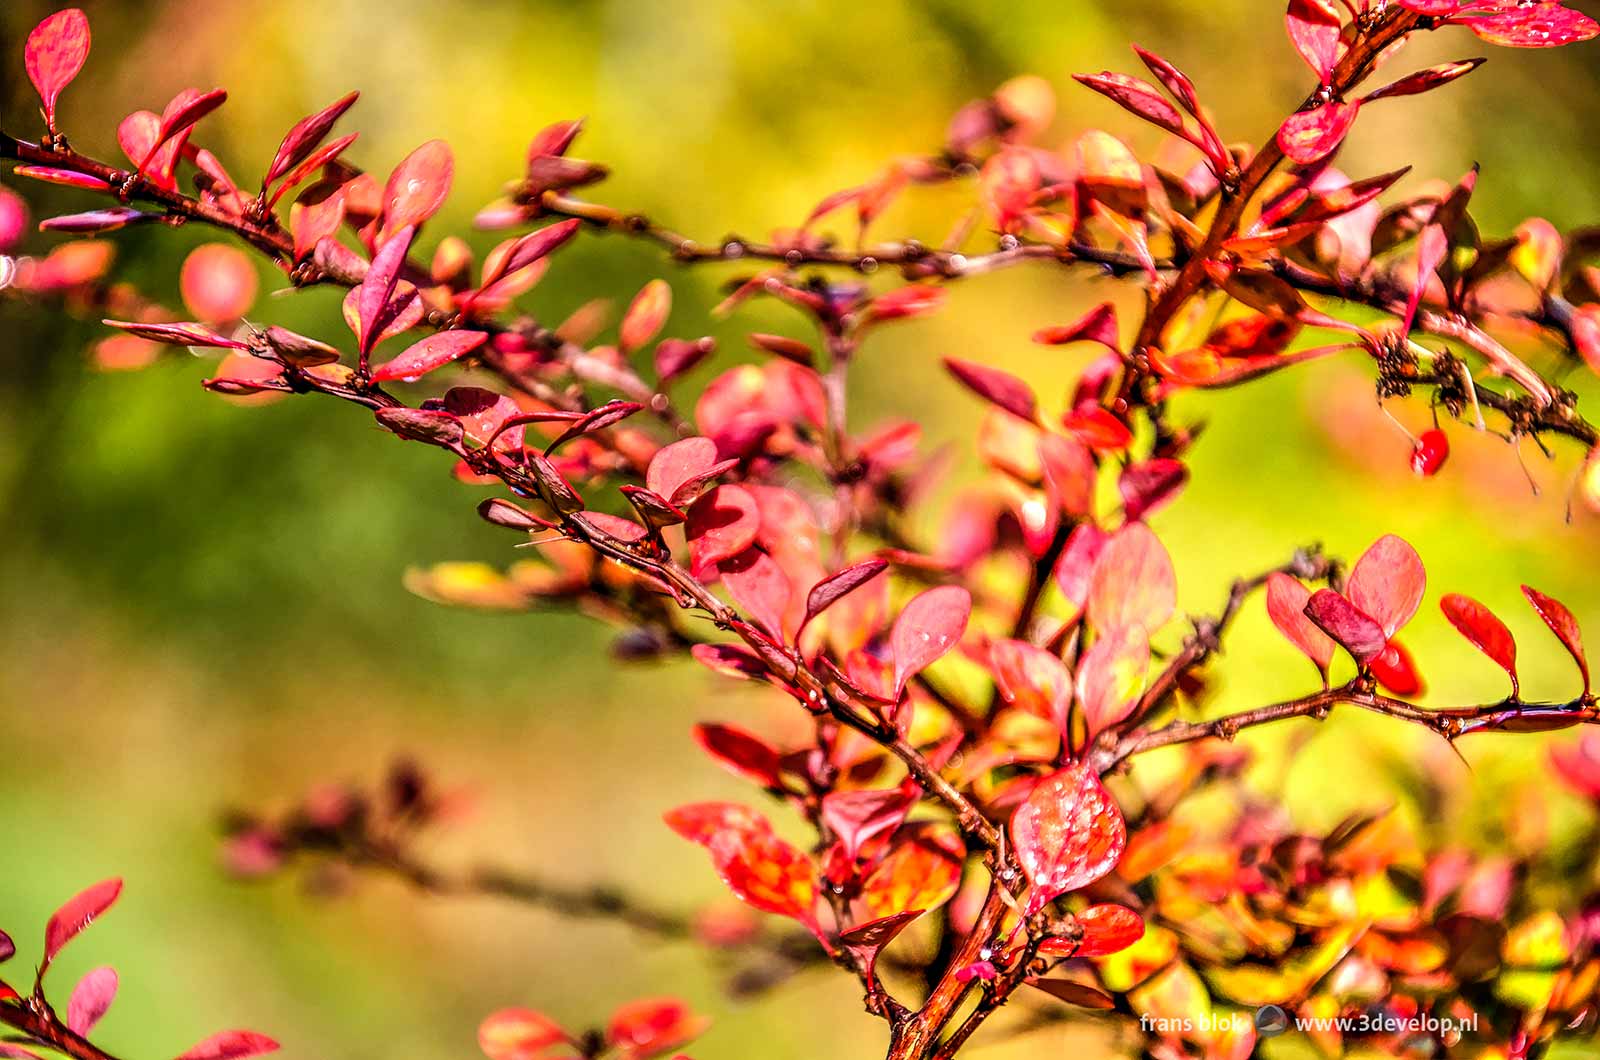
[[0, 880, 276, 1060], [4, 4, 1600, 1060]]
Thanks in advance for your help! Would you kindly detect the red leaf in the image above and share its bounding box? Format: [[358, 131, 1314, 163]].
[[1285, 0, 1343, 83], [42, 879, 122, 974], [173, 1031, 279, 1060], [1053, 523, 1110, 607], [708, 828, 817, 924], [1441, 593, 1519, 695], [142, 88, 227, 173], [382, 140, 453, 238], [67, 967, 117, 1037], [1010, 765, 1127, 915], [721, 549, 792, 640], [1034, 302, 1120, 350], [1086, 523, 1175, 637], [41, 207, 150, 233], [1346, 534, 1426, 638], [663, 801, 771, 846], [25, 9, 91, 129], [1040, 903, 1146, 957], [654, 337, 715, 382], [1075, 628, 1150, 737], [0, 929, 13, 963], [943, 357, 1038, 422], [859, 828, 964, 920], [990, 639, 1072, 733], [1461, 3, 1599, 48], [103, 319, 246, 350], [1276, 101, 1360, 166], [1266, 572, 1336, 677], [1118, 459, 1187, 522], [266, 132, 358, 209], [1363, 58, 1486, 103], [357, 226, 416, 357], [1304, 589, 1388, 664], [1072, 72, 1184, 134], [890, 585, 972, 696], [1061, 407, 1133, 451], [1522, 585, 1590, 695], [839, 910, 922, 950], [802, 559, 889, 633], [374, 407, 464, 448], [686, 485, 761, 575], [693, 722, 784, 789], [478, 1009, 567, 1060], [264, 91, 360, 189], [474, 220, 582, 304], [1027, 978, 1116, 1009], [371, 330, 488, 382], [865, 284, 946, 323], [646, 437, 718, 504], [544, 399, 643, 455], [620, 280, 672, 355], [605, 998, 708, 1060], [821, 786, 917, 862]]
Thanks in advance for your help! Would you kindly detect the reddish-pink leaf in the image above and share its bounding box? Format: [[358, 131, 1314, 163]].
[[1034, 302, 1120, 350], [40, 207, 150, 233], [1010, 765, 1127, 915], [172, 1030, 279, 1060], [1461, 3, 1599, 48], [647, 437, 718, 503], [12, 166, 110, 191], [1266, 572, 1337, 676], [103, 319, 246, 350], [1304, 589, 1388, 664], [1346, 533, 1426, 638], [357, 225, 416, 356], [371, 330, 488, 382], [1363, 58, 1486, 103], [142, 88, 227, 173], [1053, 523, 1110, 607], [67, 967, 117, 1037], [605, 998, 708, 1060], [1086, 523, 1175, 637], [25, 9, 91, 129], [802, 559, 889, 633], [721, 548, 792, 639], [1118, 459, 1187, 522], [42, 879, 122, 975], [374, 407, 464, 448], [654, 336, 715, 382], [1441, 593, 1519, 694], [821, 785, 916, 862], [0, 929, 13, 963], [663, 801, 772, 846], [478, 1008, 568, 1060], [620, 279, 672, 355], [686, 485, 761, 575], [266, 133, 359, 209], [890, 585, 972, 696], [943, 357, 1038, 422], [839, 910, 922, 950], [990, 639, 1072, 732], [1286, 0, 1343, 83], [693, 722, 784, 789], [1276, 101, 1360, 166], [1040, 902, 1146, 957], [264, 91, 360, 189], [1061, 406, 1134, 451], [1072, 72, 1184, 134], [1523, 585, 1590, 695], [382, 140, 453, 238], [708, 828, 817, 924], [1075, 628, 1149, 737]]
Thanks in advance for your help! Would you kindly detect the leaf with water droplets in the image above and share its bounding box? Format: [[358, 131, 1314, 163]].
[[708, 827, 818, 925], [42, 878, 122, 977], [1461, 3, 1599, 48], [370, 330, 487, 383], [890, 585, 972, 696], [382, 140, 453, 239], [1011, 765, 1126, 915]]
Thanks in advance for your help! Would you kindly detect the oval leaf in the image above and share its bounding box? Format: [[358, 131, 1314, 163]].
[[1441, 593, 1518, 695], [890, 585, 972, 696], [1011, 765, 1126, 916]]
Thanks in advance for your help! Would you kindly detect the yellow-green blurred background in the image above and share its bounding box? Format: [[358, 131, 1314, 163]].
[[3, 1, 1600, 1057]]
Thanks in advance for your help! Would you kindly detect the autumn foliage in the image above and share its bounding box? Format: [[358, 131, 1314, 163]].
[[7, 3, 1600, 1059]]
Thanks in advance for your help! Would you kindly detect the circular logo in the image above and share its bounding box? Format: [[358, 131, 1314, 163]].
[[1255, 1004, 1290, 1038]]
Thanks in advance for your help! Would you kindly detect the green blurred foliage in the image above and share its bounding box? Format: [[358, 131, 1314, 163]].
[[1, 1, 1599, 1057]]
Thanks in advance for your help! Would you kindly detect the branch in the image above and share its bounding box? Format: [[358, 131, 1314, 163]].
[[0, 994, 123, 1060]]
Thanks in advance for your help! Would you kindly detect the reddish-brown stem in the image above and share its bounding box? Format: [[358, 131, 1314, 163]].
[[0, 993, 123, 1060]]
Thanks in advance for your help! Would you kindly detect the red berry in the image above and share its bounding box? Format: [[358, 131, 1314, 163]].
[[1410, 429, 1449, 476]]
